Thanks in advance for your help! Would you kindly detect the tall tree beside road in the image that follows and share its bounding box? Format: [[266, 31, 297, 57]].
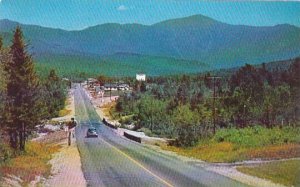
[[172, 104, 200, 146], [3, 27, 41, 151], [288, 58, 300, 122], [0, 47, 8, 95], [42, 69, 67, 118], [97, 75, 108, 86], [0, 45, 9, 127]]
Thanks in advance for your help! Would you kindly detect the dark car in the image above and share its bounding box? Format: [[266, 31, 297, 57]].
[[87, 127, 98, 137]]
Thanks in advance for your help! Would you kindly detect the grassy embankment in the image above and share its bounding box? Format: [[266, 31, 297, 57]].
[[0, 142, 60, 185], [102, 101, 135, 127], [0, 95, 72, 185], [101, 101, 117, 120], [58, 99, 72, 117], [160, 126, 300, 163], [237, 160, 300, 187], [160, 126, 300, 186]]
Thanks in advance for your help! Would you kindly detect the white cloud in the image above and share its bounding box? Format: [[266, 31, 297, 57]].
[[117, 5, 128, 11]]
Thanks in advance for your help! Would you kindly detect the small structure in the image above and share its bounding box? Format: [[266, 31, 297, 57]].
[[104, 83, 130, 91], [104, 83, 118, 91], [95, 86, 102, 93], [136, 74, 146, 81], [118, 84, 130, 91], [87, 78, 98, 86]]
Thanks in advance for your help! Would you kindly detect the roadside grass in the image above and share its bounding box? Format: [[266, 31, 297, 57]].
[[237, 160, 300, 187], [161, 143, 300, 163], [160, 126, 300, 163], [58, 99, 72, 117], [0, 142, 60, 185], [101, 101, 116, 120], [58, 108, 71, 117]]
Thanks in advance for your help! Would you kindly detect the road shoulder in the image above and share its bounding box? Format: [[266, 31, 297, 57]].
[[43, 138, 86, 187], [44, 88, 86, 187]]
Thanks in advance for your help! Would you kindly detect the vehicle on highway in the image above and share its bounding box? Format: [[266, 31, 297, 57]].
[[87, 127, 98, 138]]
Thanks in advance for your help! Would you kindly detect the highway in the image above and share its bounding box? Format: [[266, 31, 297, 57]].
[[74, 85, 248, 187]]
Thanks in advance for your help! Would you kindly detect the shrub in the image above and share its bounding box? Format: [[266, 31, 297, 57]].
[[213, 126, 300, 148], [176, 124, 199, 147], [0, 142, 14, 164]]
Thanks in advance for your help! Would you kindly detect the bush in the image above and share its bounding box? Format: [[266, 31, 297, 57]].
[[0, 142, 14, 164], [119, 116, 134, 125], [176, 124, 199, 147], [213, 126, 300, 148]]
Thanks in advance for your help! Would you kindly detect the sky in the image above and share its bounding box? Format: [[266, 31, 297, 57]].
[[0, 0, 299, 30]]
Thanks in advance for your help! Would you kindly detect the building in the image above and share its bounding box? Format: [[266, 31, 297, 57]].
[[104, 83, 118, 91], [87, 78, 98, 85], [103, 83, 130, 91], [118, 84, 130, 91], [136, 74, 146, 81]]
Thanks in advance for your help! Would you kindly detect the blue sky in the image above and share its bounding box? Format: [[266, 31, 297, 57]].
[[0, 0, 299, 30]]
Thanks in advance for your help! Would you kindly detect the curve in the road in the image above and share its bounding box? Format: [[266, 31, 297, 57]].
[[74, 84, 249, 187]]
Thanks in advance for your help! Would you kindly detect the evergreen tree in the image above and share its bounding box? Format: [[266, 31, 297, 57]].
[[288, 58, 300, 122], [0, 49, 9, 130], [140, 81, 147, 92], [4, 26, 41, 150], [204, 72, 212, 88], [97, 75, 108, 86], [43, 69, 67, 117]]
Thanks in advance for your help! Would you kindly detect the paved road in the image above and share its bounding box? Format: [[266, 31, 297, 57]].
[[74, 85, 248, 187]]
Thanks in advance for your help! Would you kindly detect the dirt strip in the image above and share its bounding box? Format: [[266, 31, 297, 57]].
[[43, 138, 86, 187]]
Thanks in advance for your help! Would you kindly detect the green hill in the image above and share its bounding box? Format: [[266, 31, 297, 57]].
[[1, 14, 300, 78], [35, 53, 210, 78]]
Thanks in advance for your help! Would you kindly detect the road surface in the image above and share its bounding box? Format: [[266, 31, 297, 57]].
[[74, 84, 248, 187]]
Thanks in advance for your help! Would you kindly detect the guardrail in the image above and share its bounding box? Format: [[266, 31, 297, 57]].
[[124, 131, 142, 143], [102, 118, 141, 143], [102, 118, 118, 129]]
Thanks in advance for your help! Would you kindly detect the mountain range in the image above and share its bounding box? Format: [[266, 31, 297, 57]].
[[0, 14, 299, 76]]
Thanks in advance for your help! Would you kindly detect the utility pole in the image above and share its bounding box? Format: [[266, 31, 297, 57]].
[[110, 79, 112, 101], [243, 104, 246, 127], [208, 76, 222, 134], [117, 78, 120, 96]]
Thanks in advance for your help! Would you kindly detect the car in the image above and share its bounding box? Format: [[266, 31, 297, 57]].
[[87, 127, 98, 137]]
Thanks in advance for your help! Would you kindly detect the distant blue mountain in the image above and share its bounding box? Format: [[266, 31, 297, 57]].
[[1, 14, 299, 70]]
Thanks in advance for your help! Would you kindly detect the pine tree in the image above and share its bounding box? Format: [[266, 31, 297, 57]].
[[0, 48, 9, 131], [43, 69, 66, 117], [4, 26, 40, 151]]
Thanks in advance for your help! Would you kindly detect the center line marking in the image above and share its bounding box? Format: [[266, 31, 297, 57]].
[[77, 86, 173, 187], [97, 135, 174, 187]]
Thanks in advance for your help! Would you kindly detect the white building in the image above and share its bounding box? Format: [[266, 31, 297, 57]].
[[136, 74, 146, 81]]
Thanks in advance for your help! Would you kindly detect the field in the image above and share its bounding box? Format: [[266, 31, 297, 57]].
[[237, 160, 300, 186], [160, 126, 300, 163], [0, 142, 60, 185]]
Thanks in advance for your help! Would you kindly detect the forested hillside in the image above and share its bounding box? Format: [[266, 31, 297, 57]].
[[1, 14, 299, 76], [112, 58, 300, 147]]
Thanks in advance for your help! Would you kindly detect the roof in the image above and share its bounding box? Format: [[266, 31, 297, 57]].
[[88, 78, 98, 82], [104, 83, 118, 87]]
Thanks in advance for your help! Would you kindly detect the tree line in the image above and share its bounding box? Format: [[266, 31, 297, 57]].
[[0, 27, 67, 152], [114, 58, 300, 146]]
